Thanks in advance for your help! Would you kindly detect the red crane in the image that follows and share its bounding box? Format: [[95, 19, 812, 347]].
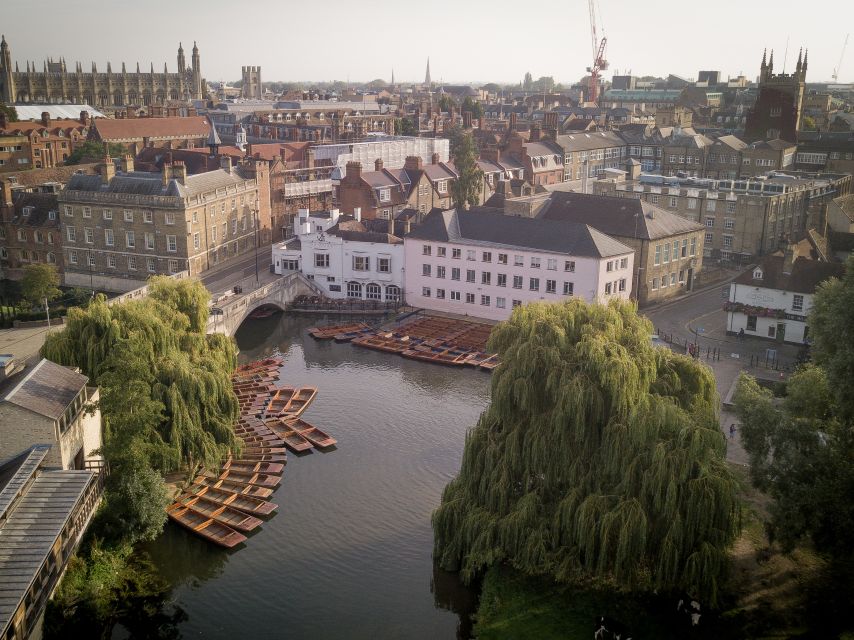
[[586, 0, 608, 104]]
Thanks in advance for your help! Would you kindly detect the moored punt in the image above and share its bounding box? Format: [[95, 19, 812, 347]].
[[194, 475, 275, 499], [222, 459, 285, 475], [308, 322, 370, 340], [351, 335, 412, 354], [286, 418, 337, 449], [265, 386, 297, 414], [190, 485, 278, 516], [229, 453, 287, 464], [178, 495, 263, 532], [480, 355, 500, 371], [280, 386, 317, 417], [333, 328, 372, 342], [263, 419, 314, 452], [215, 468, 280, 487], [166, 503, 247, 548], [463, 351, 493, 367], [401, 347, 471, 366]]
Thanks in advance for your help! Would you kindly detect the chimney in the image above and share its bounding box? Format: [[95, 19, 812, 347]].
[[162, 162, 172, 186], [306, 147, 315, 169], [354, 207, 362, 222], [404, 155, 423, 171], [530, 123, 542, 141], [431, 152, 440, 165], [41, 111, 50, 127], [79, 110, 90, 126], [172, 160, 187, 185], [220, 155, 232, 173], [463, 111, 472, 129], [100, 157, 115, 184], [509, 112, 518, 132], [120, 154, 134, 173], [374, 158, 384, 172], [345, 161, 362, 180], [1, 180, 13, 207]]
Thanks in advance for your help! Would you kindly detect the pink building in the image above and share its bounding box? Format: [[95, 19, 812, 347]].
[[404, 209, 634, 321]]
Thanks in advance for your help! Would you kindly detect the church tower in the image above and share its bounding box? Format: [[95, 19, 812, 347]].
[[191, 41, 202, 99], [0, 35, 14, 103], [744, 47, 806, 143], [177, 42, 186, 74]]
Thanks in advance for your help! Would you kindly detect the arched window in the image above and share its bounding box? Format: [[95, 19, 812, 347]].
[[365, 283, 382, 300], [47, 252, 56, 264], [113, 91, 123, 106], [385, 285, 401, 302], [346, 282, 362, 298]]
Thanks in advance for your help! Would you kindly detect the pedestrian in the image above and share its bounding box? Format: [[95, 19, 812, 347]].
[[738, 328, 745, 341], [729, 424, 736, 438]]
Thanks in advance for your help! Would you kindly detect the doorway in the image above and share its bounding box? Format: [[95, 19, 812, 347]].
[[776, 322, 786, 343]]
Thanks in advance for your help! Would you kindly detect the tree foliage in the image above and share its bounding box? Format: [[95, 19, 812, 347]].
[[20, 263, 61, 308], [433, 300, 739, 603], [0, 101, 17, 122], [735, 257, 854, 560], [450, 128, 483, 209], [439, 94, 457, 113], [462, 96, 483, 120], [65, 141, 128, 165], [396, 117, 418, 137]]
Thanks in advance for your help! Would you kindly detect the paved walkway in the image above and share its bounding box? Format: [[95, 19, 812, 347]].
[[0, 325, 55, 364]]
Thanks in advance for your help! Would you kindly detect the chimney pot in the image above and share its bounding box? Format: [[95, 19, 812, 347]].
[[220, 155, 232, 173], [41, 111, 50, 127], [374, 158, 384, 171], [431, 153, 440, 165], [120, 154, 134, 173]]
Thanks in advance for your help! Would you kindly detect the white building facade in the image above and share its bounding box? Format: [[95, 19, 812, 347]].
[[404, 210, 634, 321], [272, 208, 404, 301]]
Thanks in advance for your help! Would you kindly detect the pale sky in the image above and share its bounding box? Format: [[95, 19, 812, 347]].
[[2, 0, 852, 85]]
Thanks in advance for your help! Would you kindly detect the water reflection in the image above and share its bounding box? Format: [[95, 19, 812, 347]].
[[141, 521, 231, 588], [432, 564, 481, 640]]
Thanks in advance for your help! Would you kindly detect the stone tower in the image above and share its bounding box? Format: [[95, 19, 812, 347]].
[[744, 47, 807, 143], [0, 35, 14, 103], [177, 42, 186, 74], [191, 41, 202, 99], [425, 57, 431, 86], [241, 66, 262, 99]]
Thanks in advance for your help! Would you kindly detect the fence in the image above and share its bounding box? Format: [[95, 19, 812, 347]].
[[653, 327, 801, 371]]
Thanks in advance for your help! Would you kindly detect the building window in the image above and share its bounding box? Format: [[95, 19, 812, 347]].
[[654, 245, 661, 265], [435, 288, 445, 299], [563, 281, 574, 296], [565, 260, 575, 272], [84, 227, 94, 244], [726, 202, 736, 214], [128, 255, 137, 271], [669, 197, 677, 208], [366, 283, 382, 300], [193, 232, 200, 250], [422, 264, 431, 276], [705, 217, 715, 228], [465, 293, 475, 304], [480, 295, 490, 306], [792, 294, 804, 312], [378, 257, 391, 273], [354, 256, 370, 271], [705, 232, 713, 244], [767, 325, 777, 338], [169, 259, 180, 273], [124, 210, 133, 222], [66, 226, 76, 242], [482, 251, 492, 262], [498, 253, 508, 265], [437, 180, 448, 194], [690, 237, 697, 256], [619, 278, 626, 292], [512, 275, 523, 289], [496, 297, 506, 309], [82, 206, 91, 218], [145, 232, 155, 250], [481, 272, 491, 285], [422, 244, 432, 256], [165, 211, 175, 225], [512, 299, 522, 308], [706, 200, 716, 212], [722, 235, 733, 249], [69, 250, 78, 264], [147, 257, 156, 272], [530, 257, 541, 269], [546, 279, 556, 294], [606, 260, 613, 272], [670, 273, 677, 286], [466, 250, 476, 261], [747, 315, 757, 331], [64, 205, 73, 217], [652, 277, 659, 290], [605, 282, 612, 294], [497, 273, 507, 287], [451, 267, 460, 281], [103, 208, 112, 220], [466, 269, 476, 283], [450, 291, 461, 301], [315, 253, 329, 268], [724, 218, 735, 230], [436, 265, 446, 279], [680, 240, 687, 258], [529, 277, 540, 291], [663, 243, 670, 263], [385, 285, 401, 302], [452, 248, 461, 259], [167, 235, 177, 252], [514, 255, 524, 266], [347, 282, 363, 298], [87, 252, 95, 267]]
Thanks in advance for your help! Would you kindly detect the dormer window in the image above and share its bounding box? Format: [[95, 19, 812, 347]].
[[22, 206, 33, 217], [753, 268, 763, 280], [379, 188, 391, 202]]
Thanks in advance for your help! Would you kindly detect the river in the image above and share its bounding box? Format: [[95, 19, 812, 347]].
[[142, 312, 491, 639]]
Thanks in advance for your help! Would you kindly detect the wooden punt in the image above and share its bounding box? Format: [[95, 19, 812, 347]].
[[178, 495, 263, 532], [166, 503, 247, 548], [280, 386, 317, 417], [351, 335, 411, 354], [480, 355, 499, 371], [190, 485, 278, 516], [194, 475, 275, 499], [401, 347, 471, 366], [463, 351, 493, 367], [235, 357, 283, 373], [265, 386, 297, 414], [222, 459, 285, 475], [239, 447, 287, 457], [236, 432, 281, 443], [229, 452, 287, 464], [286, 418, 337, 449], [265, 420, 314, 452], [309, 322, 369, 340], [215, 468, 280, 487]]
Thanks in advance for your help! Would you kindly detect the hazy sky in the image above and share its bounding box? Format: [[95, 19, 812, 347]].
[[2, 0, 852, 84]]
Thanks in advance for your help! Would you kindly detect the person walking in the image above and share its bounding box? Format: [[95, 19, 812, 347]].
[[729, 423, 736, 438]]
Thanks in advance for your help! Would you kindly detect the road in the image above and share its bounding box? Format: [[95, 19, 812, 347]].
[[201, 246, 273, 297]]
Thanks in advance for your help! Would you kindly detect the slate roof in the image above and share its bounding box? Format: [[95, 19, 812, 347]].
[[326, 219, 402, 244], [64, 167, 252, 199], [0, 164, 99, 188], [406, 209, 632, 258], [555, 131, 624, 152], [747, 138, 796, 151], [0, 445, 96, 635], [714, 135, 747, 151], [1, 359, 87, 420], [7, 192, 59, 228], [833, 194, 854, 223], [540, 192, 704, 240], [92, 116, 211, 141], [734, 255, 844, 294]]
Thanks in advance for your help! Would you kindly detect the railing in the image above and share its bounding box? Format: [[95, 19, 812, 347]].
[[290, 296, 401, 313], [106, 270, 190, 306]]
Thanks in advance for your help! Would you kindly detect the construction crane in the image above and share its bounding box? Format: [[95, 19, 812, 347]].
[[832, 33, 849, 82], [585, 0, 608, 104]]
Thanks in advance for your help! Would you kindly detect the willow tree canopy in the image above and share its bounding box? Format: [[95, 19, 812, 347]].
[[432, 300, 739, 602]]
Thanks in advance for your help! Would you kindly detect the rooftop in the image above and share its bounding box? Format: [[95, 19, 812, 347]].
[[92, 116, 212, 141], [1, 359, 87, 420], [734, 255, 844, 294]]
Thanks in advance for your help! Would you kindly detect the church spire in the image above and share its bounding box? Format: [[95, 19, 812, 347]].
[[425, 57, 431, 85], [796, 48, 802, 73], [761, 48, 767, 69]]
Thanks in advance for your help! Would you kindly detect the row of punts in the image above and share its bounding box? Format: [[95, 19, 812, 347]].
[[167, 354, 337, 548], [308, 318, 499, 371]]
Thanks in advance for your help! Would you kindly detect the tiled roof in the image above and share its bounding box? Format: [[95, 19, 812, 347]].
[[0, 164, 100, 188], [555, 131, 624, 152], [1, 120, 87, 136], [92, 116, 211, 141], [540, 192, 704, 240], [734, 255, 844, 294], [326, 219, 402, 244], [8, 192, 59, 228], [714, 135, 747, 151], [1, 359, 87, 420], [406, 209, 632, 258]]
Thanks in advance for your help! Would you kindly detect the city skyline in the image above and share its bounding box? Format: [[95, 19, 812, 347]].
[[2, 0, 852, 85]]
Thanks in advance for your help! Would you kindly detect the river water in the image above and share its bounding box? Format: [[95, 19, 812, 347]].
[[143, 313, 491, 639]]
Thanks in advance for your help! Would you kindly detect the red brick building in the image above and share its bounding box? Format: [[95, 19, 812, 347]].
[[0, 111, 91, 171]]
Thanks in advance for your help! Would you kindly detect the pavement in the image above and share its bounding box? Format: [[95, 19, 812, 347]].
[[0, 324, 56, 364], [642, 283, 799, 467], [201, 247, 274, 298]]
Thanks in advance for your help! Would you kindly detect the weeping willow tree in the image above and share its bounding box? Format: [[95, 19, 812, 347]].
[[41, 277, 239, 474], [433, 299, 739, 603]]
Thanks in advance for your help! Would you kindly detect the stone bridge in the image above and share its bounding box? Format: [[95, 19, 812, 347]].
[[207, 272, 322, 336]]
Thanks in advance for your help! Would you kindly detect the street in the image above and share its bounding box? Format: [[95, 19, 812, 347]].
[[201, 246, 273, 298]]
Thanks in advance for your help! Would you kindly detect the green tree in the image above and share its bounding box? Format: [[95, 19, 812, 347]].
[[65, 141, 127, 165], [433, 300, 739, 603], [396, 117, 418, 137], [95, 463, 169, 544], [0, 101, 18, 123], [801, 115, 817, 131], [534, 76, 555, 93], [438, 94, 457, 113], [20, 263, 61, 309], [481, 83, 501, 94], [735, 257, 854, 560], [462, 96, 483, 120], [450, 128, 483, 209]]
